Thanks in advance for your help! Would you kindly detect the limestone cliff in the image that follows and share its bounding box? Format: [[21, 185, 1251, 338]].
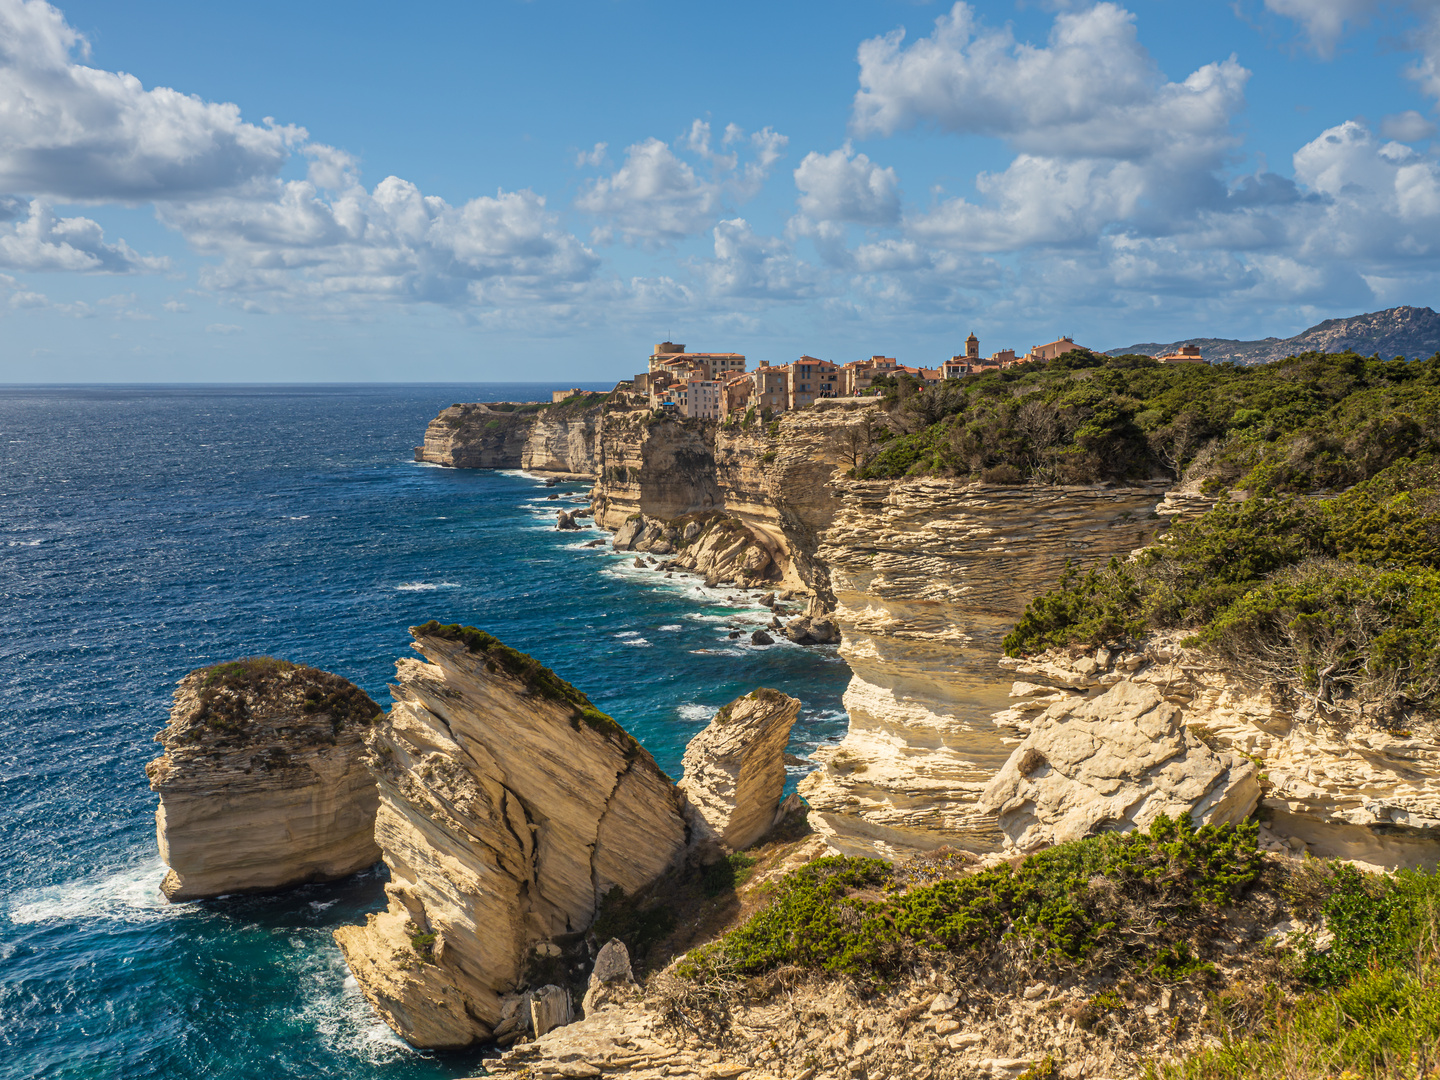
[[995, 641, 1440, 871], [334, 623, 688, 1048], [798, 480, 1171, 858], [592, 401, 871, 600], [146, 658, 382, 902], [415, 403, 535, 468], [520, 403, 604, 479]]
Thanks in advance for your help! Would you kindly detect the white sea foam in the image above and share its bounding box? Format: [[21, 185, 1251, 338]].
[[7, 539, 42, 546], [677, 703, 718, 723], [8, 860, 174, 926], [298, 946, 418, 1065], [615, 631, 642, 638], [394, 581, 460, 592], [658, 624, 683, 632], [620, 637, 653, 648], [287, 515, 310, 520], [308, 899, 338, 911]]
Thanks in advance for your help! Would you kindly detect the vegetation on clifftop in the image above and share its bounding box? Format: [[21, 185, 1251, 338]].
[[411, 621, 635, 745], [1005, 459, 1440, 726], [678, 815, 1259, 984], [190, 657, 381, 734], [859, 350, 1440, 489]]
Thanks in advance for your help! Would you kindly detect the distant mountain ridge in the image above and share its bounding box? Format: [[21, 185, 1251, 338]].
[[1109, 305, 1440, 365]]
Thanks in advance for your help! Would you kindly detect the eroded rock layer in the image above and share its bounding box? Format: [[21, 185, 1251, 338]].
[[996, 642, 1440, 870], [679, 688, 801, 853], [146, 659, 382, 902], [334, 626, 688, 1049], [799, 480, 1171, 858], [415, 403, 536, 468]]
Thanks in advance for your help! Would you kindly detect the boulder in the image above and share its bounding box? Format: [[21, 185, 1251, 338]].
[[758, 592, 776, 607], [581, 938, 637, 1016], [979, 680, 1260, 852], [530, 984, 572, 1037], [750, 629, 774, 646], [679, 688, 801, 852], [556, 511, 580, 530], [146, 659, 381, 902]]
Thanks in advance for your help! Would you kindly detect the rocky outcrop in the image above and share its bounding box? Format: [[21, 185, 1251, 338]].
[[521, 403, 605, 479], [334, 624, 688, 1048], [679, 689, 801, 854], [592, 402, 872, 601], [416, 399, 617, 476], [995, 641, 1440, 871], [415, 403, 535, 468], [146, 659, 382, 902], [613, 511, 780, 588], [979, 681, 1260, 851], [799, 480, 1171, 859]]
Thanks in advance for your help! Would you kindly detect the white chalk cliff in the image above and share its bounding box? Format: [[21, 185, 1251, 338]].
[[147, 659, 382, 902]]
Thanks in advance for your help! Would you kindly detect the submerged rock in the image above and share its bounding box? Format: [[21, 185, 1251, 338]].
[[146, 658, 382, 902], [679, 688, 801, 853], [334, 623, 688, 1048], [979, 680, 1260, 851]]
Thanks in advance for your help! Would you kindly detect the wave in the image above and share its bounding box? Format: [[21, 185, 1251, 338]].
[[297, 949, 419, 1066], [658, 624, 683, 631], [619, 637, 653, 648], [393, 581, 460, 592], [8, 859, 173, 926], [6, 539, 42, 546], [676, 703, 718, 723]]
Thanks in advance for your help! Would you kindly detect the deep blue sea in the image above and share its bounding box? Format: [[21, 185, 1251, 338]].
[[0, 384, 850, 1080]]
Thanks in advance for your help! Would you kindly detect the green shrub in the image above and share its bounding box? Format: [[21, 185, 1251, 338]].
[[678, 816, 1259, 984], [191, 657, 380, 733]]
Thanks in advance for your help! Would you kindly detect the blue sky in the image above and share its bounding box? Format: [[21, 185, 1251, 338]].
[[1, 0, 1438, 383]]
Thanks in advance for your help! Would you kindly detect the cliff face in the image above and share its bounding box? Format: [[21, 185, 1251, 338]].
[[415, 403, 535, 468], [146, 659, 382, 902], [334, 627, 689, 1049], [415, 401, 605, 476], [592, 402, 869, 599], [520, 405, 604, 478], [798, 480, 1171, 858], [997, 643, 1440, 871]]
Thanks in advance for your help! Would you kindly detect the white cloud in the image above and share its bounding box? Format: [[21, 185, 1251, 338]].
[[162, 177, 598, 309], [1263, 0, 1440, 103], [205, 322, 242, 334], [0, 0, 302, 201], [162, 298, 188, 313], [575, 123, 788, 245], [698, 219, 819, 300], [1380, 109, 1437, 141], [793, 143, 900, 226], [851, 2, 1248, 164], [0, 199, 168, 272]]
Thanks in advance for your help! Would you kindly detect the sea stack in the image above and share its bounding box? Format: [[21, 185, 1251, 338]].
[[146, 658, 383, 902], [679, 688, 801, 854], [334, 623, 688, 1049]]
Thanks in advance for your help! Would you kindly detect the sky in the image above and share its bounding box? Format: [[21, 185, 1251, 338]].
[[1, 0, 1439, 383]]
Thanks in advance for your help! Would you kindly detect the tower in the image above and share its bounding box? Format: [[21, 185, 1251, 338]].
[[966, 331, 979, 360]]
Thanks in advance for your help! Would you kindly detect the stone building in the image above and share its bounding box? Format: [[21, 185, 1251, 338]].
[[790, 356, 839, 408], [841, 356, 897, 395], [1158, 345, 1207, 364]]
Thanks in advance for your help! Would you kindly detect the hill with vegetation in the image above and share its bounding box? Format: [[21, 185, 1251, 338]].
[[1110, 305, 1440, 366]]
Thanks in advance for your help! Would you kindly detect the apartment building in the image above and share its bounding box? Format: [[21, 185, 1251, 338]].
[[789, 356, 839, 408], [751, 361, 789, 413], [841, 355, 898, 395]]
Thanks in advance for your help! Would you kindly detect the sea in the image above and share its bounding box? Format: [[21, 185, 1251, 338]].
[[0, 384, 851, 1080]]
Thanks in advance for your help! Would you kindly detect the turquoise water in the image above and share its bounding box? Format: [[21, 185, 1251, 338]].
[[0, 385, 850, 1079]]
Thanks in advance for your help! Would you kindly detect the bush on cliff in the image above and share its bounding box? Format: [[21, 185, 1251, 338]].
[[1005, 459, 1440, 724], [677, 815, 1260, 985], [1148, 863, 1440, 1080], [857, 351, 1440, 489], [191, 657, 381, 734]]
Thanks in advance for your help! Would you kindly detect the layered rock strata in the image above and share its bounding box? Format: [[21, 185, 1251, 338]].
[[520, 404, 603, 479], [414, 403, 536, 468], [679, 688, 801, 854], [996, 642, 1440, 870], [799, 480, 1171, 858], [334, 625, 688, 1048], [980, 680, 1260, 851], [146, 659, 382, 902], [613, 511, 780, 589]]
